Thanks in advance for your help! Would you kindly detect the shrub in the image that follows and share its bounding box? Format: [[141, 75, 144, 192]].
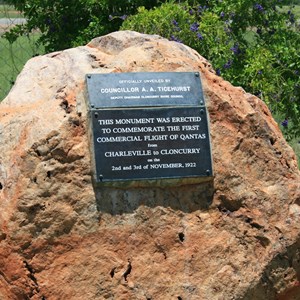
[[122, 1, 300, 138]]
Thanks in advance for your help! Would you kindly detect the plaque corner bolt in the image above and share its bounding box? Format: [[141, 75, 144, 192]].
[[99, 174, 103, 182], [206, 170, 211, 176], [195, 72, 199, 77], [87, 74, 91, 79], [91, 104, 95, 108]]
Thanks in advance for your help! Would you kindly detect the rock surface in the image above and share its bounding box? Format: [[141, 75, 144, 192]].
[[0, 31, 300, 300]]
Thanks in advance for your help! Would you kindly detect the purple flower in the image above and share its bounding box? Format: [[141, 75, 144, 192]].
[[216, 69, 221, 76], [230, 43, 240, 55], [190, 22, 199, 32], [170, 35, 182, 43], [172, 19, 179, 26], [281, 119, 288, 127], [257, 70, 263, 75], [172, 20, 181, 31], [289, 13, 295, 24], [257, 27, 262, 34], [197, 5, 207, 13], [223, 60, 233, 69], [197, 32, 204, 40], [189, 9, 194, 15], [254, 3, 264, 12], [120, 15, 127, 20], [108, 15, 113, 21], [220, 12, 225, 18]]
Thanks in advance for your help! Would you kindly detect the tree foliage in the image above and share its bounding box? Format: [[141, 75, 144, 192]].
[[3, 0, 163, 51], [122, 1, 300, 138], [3, 0, 300, 138]]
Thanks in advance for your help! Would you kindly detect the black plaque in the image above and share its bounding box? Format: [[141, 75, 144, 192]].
[[86, 72, 213, 183]]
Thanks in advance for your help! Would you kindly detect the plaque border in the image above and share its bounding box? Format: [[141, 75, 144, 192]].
[[85, 72, 213, 186]]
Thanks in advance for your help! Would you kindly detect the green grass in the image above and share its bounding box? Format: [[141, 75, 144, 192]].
[[289, 138, 300, 169], [0, 5, 43, 99], [0, 4, 21, 18], [0, 34, 44, 100]]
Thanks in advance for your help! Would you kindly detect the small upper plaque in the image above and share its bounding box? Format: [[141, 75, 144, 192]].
[[86, 72, 204, 108]]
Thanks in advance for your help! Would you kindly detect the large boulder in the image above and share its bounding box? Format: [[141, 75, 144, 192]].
[[0, 31, 299, 300]]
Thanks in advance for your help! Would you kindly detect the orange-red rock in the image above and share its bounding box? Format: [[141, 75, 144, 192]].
[[0, 31, 299, 299]]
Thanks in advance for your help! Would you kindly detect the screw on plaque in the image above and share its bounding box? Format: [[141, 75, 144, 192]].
[[87, 74, 91, 79], [99, 174, 103, 182], [91, 104, 95, 108], [200, 109, 204, 115], [195, 72, 199, 77], [94, 112, 99, 118], [206, 170, 211, 176]]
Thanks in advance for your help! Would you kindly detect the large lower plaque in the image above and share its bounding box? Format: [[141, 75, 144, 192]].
[[86, 72, 213, 184]]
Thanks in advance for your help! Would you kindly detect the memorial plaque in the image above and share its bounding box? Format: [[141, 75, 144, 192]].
[[86, 72, 213, 183]]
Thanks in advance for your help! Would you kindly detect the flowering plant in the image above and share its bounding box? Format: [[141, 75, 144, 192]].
[[122, 0, 300, 139]]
